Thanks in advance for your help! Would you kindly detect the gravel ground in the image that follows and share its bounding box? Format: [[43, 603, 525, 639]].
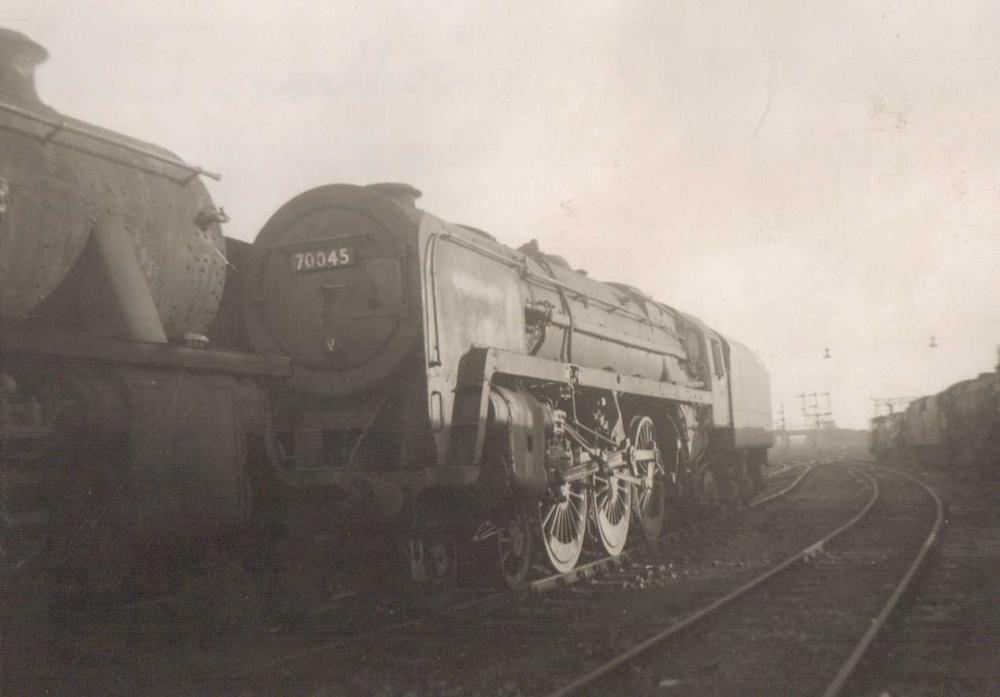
[[16, 457, 993, 697], [843, 464, 1000, 697], [2, 460, 832, 697], [219, 464, 871, 697], [575, 465, 937, 697]]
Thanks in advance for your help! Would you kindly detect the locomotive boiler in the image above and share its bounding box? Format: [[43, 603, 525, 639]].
[[240, 183, 774, 588], [0, 28, 285, 590]]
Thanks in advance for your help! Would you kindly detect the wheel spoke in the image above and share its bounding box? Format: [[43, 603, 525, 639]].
[[542, 505, 556, 530], [592, 470, 631, 556], [493, 509, 531, 587], [539, 480, 587, 573], [629, 415, 667, 542]]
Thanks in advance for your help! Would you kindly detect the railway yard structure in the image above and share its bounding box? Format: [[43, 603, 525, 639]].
[[1, 25, 998, 697]]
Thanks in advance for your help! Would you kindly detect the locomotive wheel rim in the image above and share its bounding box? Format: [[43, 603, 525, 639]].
[[630, 416, 666, 541], [538, 481, 588, 573], [497, 511, 532, 587], [591, 469, 631, 557]]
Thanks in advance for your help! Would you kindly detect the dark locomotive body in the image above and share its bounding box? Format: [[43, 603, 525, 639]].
[[939, 372, 1000, 476], [1, 29, 774, 597], [901, 395, 948, 466], [869, 412, 905, 462], [869, 368, 999, 478], [0, 29, 284, 589], [238, 183, 774, 579]]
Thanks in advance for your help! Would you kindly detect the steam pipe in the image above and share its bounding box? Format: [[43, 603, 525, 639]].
[[92, 220, 168, 344]]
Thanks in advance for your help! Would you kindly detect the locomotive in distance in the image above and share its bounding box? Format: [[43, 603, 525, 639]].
[[0, 28, 772, 597], [870, 364, 999, 480]]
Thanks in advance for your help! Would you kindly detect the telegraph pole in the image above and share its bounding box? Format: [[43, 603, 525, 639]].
[[871, 397, 918, 417], [795, 391, 833, 453], [775, 402, 789, 448]]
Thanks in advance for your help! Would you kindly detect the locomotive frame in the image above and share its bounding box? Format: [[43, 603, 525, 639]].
[[237, 183, 774, 595]]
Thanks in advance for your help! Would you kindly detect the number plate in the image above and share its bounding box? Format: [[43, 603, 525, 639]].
[[291, 247, 355, 272]]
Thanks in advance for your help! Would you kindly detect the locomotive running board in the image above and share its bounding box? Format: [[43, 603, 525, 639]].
[[449, 346, 712, 467], [457, 347, 712, 405], [1, 328, 291, 376]]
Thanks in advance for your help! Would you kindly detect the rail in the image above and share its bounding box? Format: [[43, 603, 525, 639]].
[[537, 460, 943, 697], [820, 462, 944, 697], [529, 458, 821, 593], [229, 456, 822, 681], [538, 461, 880, 697]]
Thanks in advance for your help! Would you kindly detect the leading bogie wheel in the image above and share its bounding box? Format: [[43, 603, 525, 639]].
[[538, 479, 588, 573], [495, 508, 532, 588], [399, 525, 458, 609], [629, 415, 667, 541]]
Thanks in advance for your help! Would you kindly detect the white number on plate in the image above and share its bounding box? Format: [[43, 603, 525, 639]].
[[293, 248, 353, 271]]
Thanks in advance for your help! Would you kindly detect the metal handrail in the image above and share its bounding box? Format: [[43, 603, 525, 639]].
[[437, 230, 682, 339], [0, 100, 221, 181]]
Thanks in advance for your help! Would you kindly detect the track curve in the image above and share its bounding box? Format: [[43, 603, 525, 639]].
[[538, 461, 943, 697]]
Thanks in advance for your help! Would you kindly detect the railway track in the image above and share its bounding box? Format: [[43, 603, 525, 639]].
[[226, 459, 937, 696], [526, 456, 818, 593], [214, 457, 824, 683], [539, 461, 943, 697], [10, 455, 877, 696]]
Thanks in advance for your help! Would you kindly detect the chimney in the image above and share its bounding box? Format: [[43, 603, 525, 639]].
[[0, 28, 49, 107], [366, 182, 423, 209]]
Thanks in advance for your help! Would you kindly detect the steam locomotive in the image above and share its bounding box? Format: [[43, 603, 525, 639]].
[[1, 29, 773, 599], [870, 367, 999, 479]]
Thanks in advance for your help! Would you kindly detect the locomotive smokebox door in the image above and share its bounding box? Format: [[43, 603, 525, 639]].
[[244, 184, 422, 396]]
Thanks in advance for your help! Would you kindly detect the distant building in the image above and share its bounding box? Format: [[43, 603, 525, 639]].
[[774, 423, 868, 452]]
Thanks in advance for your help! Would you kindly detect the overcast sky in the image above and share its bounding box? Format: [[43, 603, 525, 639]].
[[6, 1, 999, 428]]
